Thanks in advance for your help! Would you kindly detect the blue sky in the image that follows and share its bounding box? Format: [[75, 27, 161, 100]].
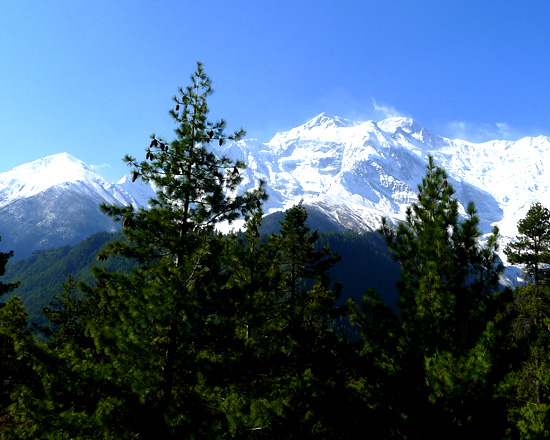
[[2, 1, 550, 182]]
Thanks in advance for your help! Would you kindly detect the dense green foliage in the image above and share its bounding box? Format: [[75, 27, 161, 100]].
[[3, 231, 133, 327], [2, 225, 400, 331], [350, 158, 506, 438], [2, 63, 550, 438], [505, 203, 550, 292], [0, 238, 22, 428], [499, 203, 550, 437]]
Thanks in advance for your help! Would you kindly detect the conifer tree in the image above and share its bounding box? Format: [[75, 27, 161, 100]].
[[3, 276, 118, 439], [5, 62, 267, 439], [201, 206, 288, 436], [89, 62, 266, 438], [498, 283, 550, 439], [0, 237, 21, 430], [380, 157, 501, 353], [505, 202, 550, 293], [208, 205, 352, 438], [258, 205, 356, 438], [0, 244, 19, 299], [499, 203, 550, 437], [367, 156, 504, 437]]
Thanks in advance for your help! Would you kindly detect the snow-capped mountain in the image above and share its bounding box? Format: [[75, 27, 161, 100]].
[[2, 115, 547, 279], [0, 153, 155, 259], [215, 113, 549, 273], [0, 152, 153, 210]]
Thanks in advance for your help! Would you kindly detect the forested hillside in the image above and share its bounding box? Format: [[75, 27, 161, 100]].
[[1, 64, 550, 439], [3, 231, 135, 327], [3, 227, 399, 330]]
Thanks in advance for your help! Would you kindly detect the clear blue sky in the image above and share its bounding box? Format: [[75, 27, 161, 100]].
[[2, 1, 550, 182]]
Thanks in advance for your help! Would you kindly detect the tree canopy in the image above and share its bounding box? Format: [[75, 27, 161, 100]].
[[505, 202, 550, 291]]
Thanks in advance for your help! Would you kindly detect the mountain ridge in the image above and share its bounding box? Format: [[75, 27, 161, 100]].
[[1, 114, 548, 274], [216, 113, 549, 253]]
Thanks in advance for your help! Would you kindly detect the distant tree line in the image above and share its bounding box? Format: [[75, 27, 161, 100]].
[[1, 63, 550, 438]]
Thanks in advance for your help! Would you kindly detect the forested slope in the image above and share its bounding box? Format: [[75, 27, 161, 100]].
[[3, 227, 400, 328], [3, 231, 135, 327]]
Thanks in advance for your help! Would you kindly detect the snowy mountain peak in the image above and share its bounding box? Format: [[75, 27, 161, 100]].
[[267, 113, 355, 149], [0, 152, 107, 208], [218, 112, 550, 281], [378, 117, 446, 147], [0, 153, 157, 258], [302, 113, 353, 130], [10, 152, 101, 183], [0, 153, 155, 211]]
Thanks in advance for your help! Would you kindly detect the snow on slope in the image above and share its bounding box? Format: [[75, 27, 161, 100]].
[[4, 118, 547, 279], [115, 174, 157, 208], [0, 152, 155, 210], [215, 113, 550, 265]]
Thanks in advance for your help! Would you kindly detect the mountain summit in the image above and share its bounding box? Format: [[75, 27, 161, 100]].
[[215, 115, 550, 275], [0, 153, 100, 208], [301, 113, 354, 130], [0, 153, 155, 258]]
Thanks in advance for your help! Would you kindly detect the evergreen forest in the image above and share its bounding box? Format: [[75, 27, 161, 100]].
[[1, 63, 550, 439]]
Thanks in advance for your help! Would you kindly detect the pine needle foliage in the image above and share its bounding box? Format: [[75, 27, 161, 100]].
[[353, 156, 505, 437], [505, 202, 550, 293], [3, 62, 267, 439]]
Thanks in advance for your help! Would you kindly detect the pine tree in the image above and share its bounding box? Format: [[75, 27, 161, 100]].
[[380, 157, 501, 353], [505, 202, 550, 294], [202, 206, 287, 437], [0, 243, 19, 299], [371, 156, 504, 437], [89, 62, 266, 438], [5, 62, 267, 439], [0, 237, 21, 430], [0, 297, 33, 433], [498, 283, 550, 439], [3, 276, 119, 439], [209, 205, 352, 438], [499, 203, 550, 437], [257, 205, 356, 438]]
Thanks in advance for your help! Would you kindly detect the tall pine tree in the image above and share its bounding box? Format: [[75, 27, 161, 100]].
[[5, 62, 266, 439], [499, 203, 550, 438], [354, 156, 505, 438], [90, 62, 266, 438], [505, 202, 550, 293]]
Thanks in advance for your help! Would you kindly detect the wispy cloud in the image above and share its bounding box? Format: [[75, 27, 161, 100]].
[[371, 98, 404, 119], [91, 163, 111, 171], [445, 120, 521, 142]]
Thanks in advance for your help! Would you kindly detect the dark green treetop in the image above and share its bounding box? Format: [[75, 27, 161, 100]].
[[497, 204, 550, 438], [381, 156, 501, 353], [0, 238, 19, 299], [505, 202, 550, 292], [99, 61, 266, 264]]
